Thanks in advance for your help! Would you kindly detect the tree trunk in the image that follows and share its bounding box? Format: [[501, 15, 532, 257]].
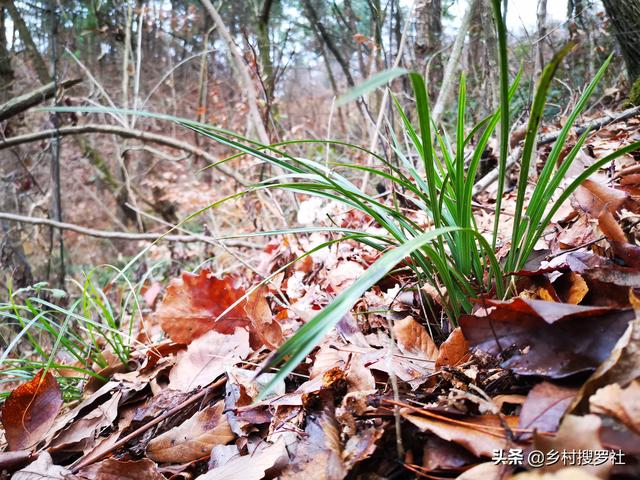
[[3, 0, 51, 84], [0, 5, 33, 288], [535, 0, 547, 76], [432, 0, 479, 124], [256, 0, 275, 104], [415, 0, 442, 97], [602, 0, 640, 84]]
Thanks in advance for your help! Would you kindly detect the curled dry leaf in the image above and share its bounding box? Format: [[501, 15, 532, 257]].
[[573, 179, 627, 218], [589, 380, 640, 434], [49, 390, 121, 453], [146, 401, 234, 463], [196, 437, 289, 480], [460, 298, 634, 378], [1, 369, 63, 451], [435, 327, 470, 369], [169, 328, 251, 392], [12, 452, 69, 480], [401, 408, 519, 457], [156, 269, 248, 344], [598, 208, 627, 243], [533, 414, 610, 478], [393, 316, 439, 361], [245, 285, 284, 349]]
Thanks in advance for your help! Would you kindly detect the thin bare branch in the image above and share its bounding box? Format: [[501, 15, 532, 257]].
[[0, 212, 260, 248], [0, 123, 248, 186]]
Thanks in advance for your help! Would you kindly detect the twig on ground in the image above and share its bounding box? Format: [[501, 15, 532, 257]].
[[70, 377, 226, 472], [0, 212, 259, 248]]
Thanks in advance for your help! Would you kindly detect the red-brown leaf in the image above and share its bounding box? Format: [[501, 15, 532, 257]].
[[1, 370, 63, 451], [156, 269, 249, 344], [435, 327, 470, 370]]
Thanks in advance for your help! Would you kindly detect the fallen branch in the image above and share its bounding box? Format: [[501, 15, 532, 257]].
[[473, 104, 640, 196], [71, 377, 226, 472], [0, 212, 259, 249], [0, 124, 248, 186], [0, 79, 82, 122]]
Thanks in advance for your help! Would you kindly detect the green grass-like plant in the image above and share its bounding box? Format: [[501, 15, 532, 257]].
[[0, 266, 148, 400], [44, 0, 640, 400]]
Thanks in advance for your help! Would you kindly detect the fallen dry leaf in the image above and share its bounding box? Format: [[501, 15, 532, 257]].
[[342, 425, 383, 470], [77, 458, 164, 480], [534, 414, 610, 478], [573, 179, 628, 217], [457, 462, 512, 479], [514, 467, 601, 479], [169, 328, 251, 392], [393, 315, 439, 361], [146, 400, 234, 463], [435, 327, 470, 369], [12, 452, 69, 480], [460, 298, 634, 378], [570, 317, 640, 413], [589, 380, 640, 434], [49, 390, 121, 453], [196, 437, 289, 480], [598, 208, 627, 243], [280, 400, 347, 480], [245, 285, 284, 349], [421, 435, 476, 471], [401, 408, 519, 457], [156, 269, 249, 344], [1, 370, 63, 451], [0, 450, 33, 473], [518, 382, 578, 436]]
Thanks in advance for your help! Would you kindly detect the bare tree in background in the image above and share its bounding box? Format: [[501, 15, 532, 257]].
[[601, 0, 640, 94], [536, 0, 547, 76], [414, 0, 442, 95]]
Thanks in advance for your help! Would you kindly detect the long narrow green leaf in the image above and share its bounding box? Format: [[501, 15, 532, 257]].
[[337, 67, 407, 106]]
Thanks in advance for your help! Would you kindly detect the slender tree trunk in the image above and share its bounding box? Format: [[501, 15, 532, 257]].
[[3, 0, 50, 84], [602, 0, 640, 84], [535, 0, 547, 76], [256, 0, 275, 103], [432, 0, 479, 124], [414, 0, 442, 94], [0, 4, 33, 288]]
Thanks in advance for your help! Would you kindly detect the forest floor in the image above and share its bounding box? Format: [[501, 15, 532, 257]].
[[1, 105, 640, 479]]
